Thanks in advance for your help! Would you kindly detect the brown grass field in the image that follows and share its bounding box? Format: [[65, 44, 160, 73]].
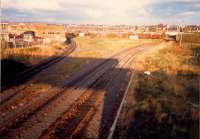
[[114, 33, 200, 139], [1, 44, 66, 66]]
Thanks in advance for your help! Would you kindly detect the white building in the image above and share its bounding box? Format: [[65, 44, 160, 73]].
[[129, 35, 139, 40], [79, 32, 85, 37]]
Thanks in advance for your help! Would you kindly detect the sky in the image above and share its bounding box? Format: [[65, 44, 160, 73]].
[[1, 0, 200, 25]]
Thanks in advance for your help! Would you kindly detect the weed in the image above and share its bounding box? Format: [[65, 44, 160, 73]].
[[115, 40, 200, 139]]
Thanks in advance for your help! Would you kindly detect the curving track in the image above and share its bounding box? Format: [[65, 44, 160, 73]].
[[1, 41, 77, 92], [0, 43, 155, 139]]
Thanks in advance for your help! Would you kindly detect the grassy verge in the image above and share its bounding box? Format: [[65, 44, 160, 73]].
[[73, 37, 160, 58], [115, 41, 200, 139], [1, 44, 66, 66]]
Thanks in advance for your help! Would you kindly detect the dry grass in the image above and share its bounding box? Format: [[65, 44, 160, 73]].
[[182, 33, 200, 44], [115, 41, 200, 139], [1, 44, 66, 66], [73, 37, 160, 58], [1, 37, 159, 66], [30, 37, 158, 84]]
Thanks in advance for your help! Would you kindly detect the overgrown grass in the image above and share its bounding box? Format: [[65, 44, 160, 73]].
[[74, 37, 160, 58], [182, 33, 200, 44], [1, 44, 66, 66], [115, 41, 200, 139]]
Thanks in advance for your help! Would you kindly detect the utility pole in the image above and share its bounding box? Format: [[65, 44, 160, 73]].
[[179, 21, 184, 47], [179, 31, 182, 47]]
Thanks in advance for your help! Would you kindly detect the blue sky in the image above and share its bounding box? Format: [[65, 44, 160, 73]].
[[1, 0, 200, 25]]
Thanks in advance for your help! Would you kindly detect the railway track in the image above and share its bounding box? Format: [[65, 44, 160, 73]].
[[0, 42, 77, 110], [0, 43, 155, 139], [1, 41, 77, 92], [40, 45, 147, 139], [0, 43, 145, 108]]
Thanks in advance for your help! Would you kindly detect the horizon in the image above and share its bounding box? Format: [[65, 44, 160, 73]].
[[1, 21, 200, 26]]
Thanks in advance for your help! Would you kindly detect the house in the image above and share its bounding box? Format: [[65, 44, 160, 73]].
[[15, 34, 24, 47], [8, 31, 43, 47], [23, 31, 35, 42], [9, 23, 66, 43], [8, 33, 16, 47]]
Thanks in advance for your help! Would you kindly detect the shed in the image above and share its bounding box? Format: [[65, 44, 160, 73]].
[[23, 31, 35, 42], [129, 35, 139, 40], [79, 32, 85, 37]]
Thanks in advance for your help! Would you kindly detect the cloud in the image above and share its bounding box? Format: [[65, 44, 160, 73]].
[[2, 0, 62, 11], [1, 0, 200, 24], [1, 8, 35, 22], [164, 11, 200, 25], [145, 0, 200, 24], [147, 1, 200, 16]]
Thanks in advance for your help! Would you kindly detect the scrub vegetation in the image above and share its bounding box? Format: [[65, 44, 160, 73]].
[[114, 33, 200, 139], [1, 44, 66, 66]]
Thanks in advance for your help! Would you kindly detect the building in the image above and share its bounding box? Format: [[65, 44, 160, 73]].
[[129, 35, 139, 40], [1, 23, 9, 40], [9, 23, 66, 43], [1, 23, 9, 48], [15, 34, 24, 47], [78, 32, 85, 37], [23, 31, 35, 42]]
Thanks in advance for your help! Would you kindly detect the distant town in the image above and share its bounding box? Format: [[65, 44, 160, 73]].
[[1, 22, 200, 48]]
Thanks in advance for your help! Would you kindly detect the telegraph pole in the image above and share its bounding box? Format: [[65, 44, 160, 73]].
[[179, 31, 182, 47], [179, 21, 184, 47]]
